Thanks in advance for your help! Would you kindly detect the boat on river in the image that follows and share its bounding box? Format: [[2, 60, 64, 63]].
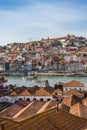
[[9, 72, 25, 76], [65, 73, 75, 77], [35, 79, 45, 83], [26, 75, 38, 80]]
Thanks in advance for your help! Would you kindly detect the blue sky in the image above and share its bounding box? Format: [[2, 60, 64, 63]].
[[0, 0, 87, 45]]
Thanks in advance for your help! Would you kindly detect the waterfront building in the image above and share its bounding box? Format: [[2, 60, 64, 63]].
[[1, 86, 53, 103], [63, 80, 84, 92], [16, 89, 32, 102], [64, 89, 84, 98], [0, 79, 85, 103], [5, 62, 9, 71], [0, 63, 5, 71], [0, 76, 7, 88], [25, 61, 32, 71], [34, 88, 53, 101], [64, 54, 70, 62], [9, 61, 18, 71]]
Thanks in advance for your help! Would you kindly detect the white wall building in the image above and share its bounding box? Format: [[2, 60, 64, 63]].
[[0, 88, 54, 103], [64, 54, 70, 62], [63, 80, 84, 92]]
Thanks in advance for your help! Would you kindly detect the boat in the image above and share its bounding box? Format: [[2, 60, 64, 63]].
[[28, 71, 37, 76], [65, 73, 75, 77], [75, 74, 87, 77], [26, 75, 38, 80], [9, 72, 25, 76], [35, 79, 45, 83]]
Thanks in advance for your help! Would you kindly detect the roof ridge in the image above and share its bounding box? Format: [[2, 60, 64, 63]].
[[13, 101, 34, 119]]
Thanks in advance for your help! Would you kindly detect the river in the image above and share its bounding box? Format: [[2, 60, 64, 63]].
[[5, 75, 87, 88]]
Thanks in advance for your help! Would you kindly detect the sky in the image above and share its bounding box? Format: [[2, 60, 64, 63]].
[[0, 0, 87, 45]]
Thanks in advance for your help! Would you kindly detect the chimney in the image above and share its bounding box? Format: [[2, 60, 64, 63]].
[[1, 123, 4, 130]]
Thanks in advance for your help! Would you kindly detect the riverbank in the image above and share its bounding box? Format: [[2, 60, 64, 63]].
[[0, 71, 87, 77], [35, 71, 87, 77], [5, 75, 87, 88]]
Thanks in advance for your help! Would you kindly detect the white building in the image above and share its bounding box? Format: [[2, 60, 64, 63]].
[[0, 64, 5, 71], [34, 88, 53, 101], [64, 54, 70, 62], [0, 88, 54, 103], [63, 80, 84, 92]]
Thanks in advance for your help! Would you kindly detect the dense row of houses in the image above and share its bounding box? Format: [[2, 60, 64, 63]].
[[0, 78, 86, 122], [0, 77, 85, 103], [0, 35, 87, 73], [2, 93, 87, 121]]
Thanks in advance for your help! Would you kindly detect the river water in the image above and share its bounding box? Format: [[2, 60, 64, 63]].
[[5, 75, 87, 88]]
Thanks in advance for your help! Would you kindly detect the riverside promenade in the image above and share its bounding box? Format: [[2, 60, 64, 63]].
[[35, 71, 87, 77], [0, 70, 87, 77]]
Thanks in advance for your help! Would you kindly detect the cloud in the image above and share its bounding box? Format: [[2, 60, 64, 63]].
[[0, 1, 87, 45]]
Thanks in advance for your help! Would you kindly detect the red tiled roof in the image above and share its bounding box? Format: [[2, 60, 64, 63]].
[[1, 107, 87, 130], [0, 100, 30, 118], [63, 80, 84, 87], [17, 101, 45, 120], [34, 88, 52, 96], [64, 89, 83, 97], [62, 94, 82, 107], [18, 89, 31, 96], [59, 103, 70, 112], [70, 103, 87, 119]]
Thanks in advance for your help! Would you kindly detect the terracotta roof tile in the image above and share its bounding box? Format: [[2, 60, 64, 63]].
[[44, 86, 54, 94], [53, 89, 63, 94], [63, 80, 84, 87], [1, 107, 87, 130], [9, 91, 17, 96], [17, 101, 45, 120], [59, 103, 70, 112], [18, 89, 31, 96], [70, 103, 87, 119], [45, 101, 57, 110], [62, 94, 82, 107], [34, 88, 52, 96], [0, 100, 30, 118], [82, 98, 87, 107], [64, 89, 83, 97]]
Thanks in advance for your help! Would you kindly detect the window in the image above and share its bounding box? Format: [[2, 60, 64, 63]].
[[55, 92, 57, 95], [47, 98, 50, 101], [15, 101, 18, 103], [79, 88, 81, 91], [19, 98, 22, 100], [27, 98, 30, 101], [40, 98, 43, 101], [33, 98, 36, 101]]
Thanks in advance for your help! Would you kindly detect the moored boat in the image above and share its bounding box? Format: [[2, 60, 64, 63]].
[[26, 75, 38, 80]]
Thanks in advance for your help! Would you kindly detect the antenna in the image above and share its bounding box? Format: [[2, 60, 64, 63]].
[[29, 37, 31, 42]]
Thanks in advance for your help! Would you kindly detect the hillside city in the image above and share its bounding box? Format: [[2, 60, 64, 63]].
[[0, 34, 87, 76], [0, 35, 87, 130]]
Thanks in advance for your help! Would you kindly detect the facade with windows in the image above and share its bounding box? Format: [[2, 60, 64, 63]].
[[63, 80, 84, 92], [0, 88, 54, 103]]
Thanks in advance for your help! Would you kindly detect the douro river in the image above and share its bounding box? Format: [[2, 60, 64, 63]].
[[5, 75, 87, 88]]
